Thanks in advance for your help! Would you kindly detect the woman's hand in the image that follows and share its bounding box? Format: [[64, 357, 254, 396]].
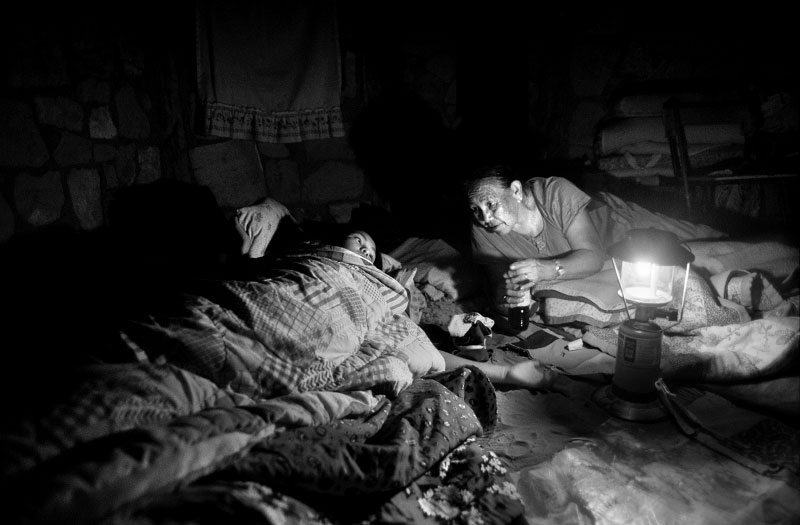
[[501, 280, 530, 307], [491, 281, 512, 311], [502, 259, 553, 299]]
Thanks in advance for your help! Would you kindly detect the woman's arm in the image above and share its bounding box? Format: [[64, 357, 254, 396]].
[[504, 208, 604, 304], [546, 207, 605, 278]]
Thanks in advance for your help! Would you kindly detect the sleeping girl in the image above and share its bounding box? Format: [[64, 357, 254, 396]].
[[121, 200, 556, 403]]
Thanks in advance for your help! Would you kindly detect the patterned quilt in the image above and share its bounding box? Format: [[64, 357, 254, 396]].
[[0, 246, 521, 524], [123, 244, 446, 399]]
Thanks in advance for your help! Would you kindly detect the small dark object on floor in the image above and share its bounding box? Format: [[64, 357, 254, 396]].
[[450, 321, 492, 362]]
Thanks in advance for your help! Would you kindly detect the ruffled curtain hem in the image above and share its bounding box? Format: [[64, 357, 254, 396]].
[[201, 102, 345, 143]]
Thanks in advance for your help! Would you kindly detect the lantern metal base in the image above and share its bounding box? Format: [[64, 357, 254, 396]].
[[593, 385, 668, 423]]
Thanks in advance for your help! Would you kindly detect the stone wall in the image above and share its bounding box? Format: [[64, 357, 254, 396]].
[[0, 88, 163, 240], [0, 5, 378, 247], [189, 136, 374, 224], [0, 7, 191, 244]]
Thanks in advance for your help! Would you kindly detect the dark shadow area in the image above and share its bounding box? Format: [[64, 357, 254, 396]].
[[106, 179, 240, 277], [455, 7, 533, 170], [0, 223, 126, 418], [348, 88, 472, 251], [0, 180, 242, 392]]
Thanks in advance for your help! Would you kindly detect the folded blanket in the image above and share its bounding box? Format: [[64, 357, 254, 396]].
[[710, 269, 790, 315], [596, 117, 745, 157], [609, 93, 748, 120], [596, 143, 744, 178]]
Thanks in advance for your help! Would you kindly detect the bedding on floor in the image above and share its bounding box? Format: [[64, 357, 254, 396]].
[[0, 243, 521, 525], [2, 185, 797, 525], [2, 360, 518, 525]]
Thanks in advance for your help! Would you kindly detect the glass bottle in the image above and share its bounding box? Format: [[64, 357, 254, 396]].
[[508, 287, 532, 331]]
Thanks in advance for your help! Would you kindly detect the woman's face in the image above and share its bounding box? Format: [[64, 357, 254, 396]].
[[342, 231, 376, 262], [468, 181, 519, 235]]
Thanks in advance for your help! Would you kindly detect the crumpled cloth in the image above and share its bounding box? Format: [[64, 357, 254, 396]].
[[710, 269, 793, 316], [448, 313, 495, 338], [234, 198, 294, 258]]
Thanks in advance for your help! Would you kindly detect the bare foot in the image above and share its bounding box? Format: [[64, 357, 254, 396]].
[[502, 359, 557, 389]]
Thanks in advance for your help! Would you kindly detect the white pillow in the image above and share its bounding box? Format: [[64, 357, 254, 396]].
[[234, 198, 293, 257]]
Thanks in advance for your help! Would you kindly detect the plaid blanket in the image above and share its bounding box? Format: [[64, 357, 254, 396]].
[[123, 245, 443, 399]]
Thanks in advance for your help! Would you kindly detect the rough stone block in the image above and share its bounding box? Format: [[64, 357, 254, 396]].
[[77, 78, 111, 104], [14, 171, 64, 226], [328, 200, 361, 224], [263, 159, 301, 205], [303, 137, 356, 162], [302, 161, 364, 203], [114, 144, 137, 186], [0, 99, 50, 167], [256, 142, 290, 159], [68, 168, 103, 230], [94, 144, 117, 163], [103, 164, 119, 189], [137, 146, 161, 184], [189, 140, 267, 209], [89, 107, 117, 139], [54, 132, 92, 166], [115, 85, 150, 139], [34, 96, 83, 132]]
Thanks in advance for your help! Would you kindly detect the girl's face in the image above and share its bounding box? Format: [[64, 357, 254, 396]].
[[468, 181, 520, 235], [342, 231, 376, 262]]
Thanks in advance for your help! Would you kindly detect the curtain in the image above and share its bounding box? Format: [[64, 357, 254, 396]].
[[196, 0, 345, 143]]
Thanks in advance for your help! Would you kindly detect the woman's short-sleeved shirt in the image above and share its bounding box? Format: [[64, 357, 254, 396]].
[[470, 177, 591, 268]]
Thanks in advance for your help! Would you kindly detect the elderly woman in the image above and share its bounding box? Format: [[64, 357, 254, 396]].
[[466, 165, 606, 316]]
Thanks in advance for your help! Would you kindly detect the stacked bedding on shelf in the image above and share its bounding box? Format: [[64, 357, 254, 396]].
[[593, 89, 751, 183]]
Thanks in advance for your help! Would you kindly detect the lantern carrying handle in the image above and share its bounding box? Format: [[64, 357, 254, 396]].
[[611, 258, 633, 321], [659, 262, 691, 330]]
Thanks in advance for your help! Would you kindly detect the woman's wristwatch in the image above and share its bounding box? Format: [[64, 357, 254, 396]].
[[553, 259, 565, 279]]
